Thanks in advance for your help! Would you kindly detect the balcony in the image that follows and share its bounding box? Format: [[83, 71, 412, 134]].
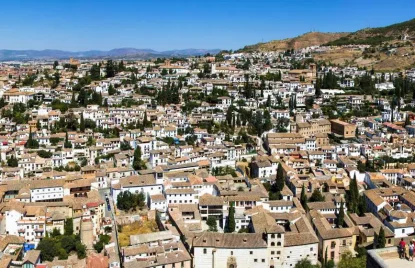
[[34, 228, 44, 232], [18, 229, 25, 233]]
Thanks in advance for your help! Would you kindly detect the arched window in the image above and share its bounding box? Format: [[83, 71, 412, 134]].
[[271, 242, 275, 246], [271, 234, 275, 238], [277, 233, 281, 238], [277, 242, 281, 246], [331, 241, 336, 249]]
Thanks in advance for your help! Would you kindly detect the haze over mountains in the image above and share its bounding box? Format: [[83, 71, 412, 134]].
[[2, 18, 415, 61], [0, 48, 221, 61]]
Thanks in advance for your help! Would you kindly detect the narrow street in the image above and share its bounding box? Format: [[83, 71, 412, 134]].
[[98, 187, 121, 265]]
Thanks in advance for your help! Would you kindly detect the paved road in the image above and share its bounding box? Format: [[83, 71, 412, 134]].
[[98, 187, 121, 265], [98, 188, 111, 218]]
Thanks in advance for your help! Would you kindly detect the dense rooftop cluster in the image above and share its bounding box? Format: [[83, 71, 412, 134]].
[[0, 46, 415, 268]]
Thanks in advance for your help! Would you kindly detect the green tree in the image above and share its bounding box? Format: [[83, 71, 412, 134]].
[[25, 127, 39, 149], [7, 155, 18, 167], [294, 258, 320, 268], [60, 235, 76, 253], [142, 111, 151, 129], [358, 195, 367, 216], [64, 132, 72, 148], [120, 141, 132, 151], [108, 84, 116, 95], [37, 150, 53, 158], [275, 163, 285, 192], [105, 60, 116, 78], [206, 216, 218, 232], [37, 237, 59, 261], [75, 242, 87, 259], [309, 189, 325, 202], [300, 185, 308, 211], [336, 201, 345, 227], [133, 146, 143, 170], [337, 251, 366, 268], [90, 64, 101, 80], [117, 191, 146, 211], [225, 202, 236, 233], [93, 234, 111, 253], [348, 174, 359, 213], [79, 113, 85, 133], [64, 218, 73, 235], [405, 114, 411, 127], [57, 247, 68, 260], [357, 161, 365, 173], [376, 226, 386, 248]]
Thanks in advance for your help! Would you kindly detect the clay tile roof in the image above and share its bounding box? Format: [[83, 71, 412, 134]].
[[193, 232, 267, 249]]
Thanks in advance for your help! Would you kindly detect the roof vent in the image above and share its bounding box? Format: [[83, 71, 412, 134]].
[[203, 238, 207, 243], [216, 238, 220, 242], [243, 238, 247, 243]]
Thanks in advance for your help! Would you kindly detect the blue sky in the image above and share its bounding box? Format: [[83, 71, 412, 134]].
[[0, 0, 414, 51]]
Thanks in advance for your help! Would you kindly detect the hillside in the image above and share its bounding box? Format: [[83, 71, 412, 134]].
[[239, 32, 349, 52], [325, 18, 415, 46]]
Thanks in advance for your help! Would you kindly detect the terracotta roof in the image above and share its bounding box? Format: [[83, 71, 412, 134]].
[[193, 232, 267, 248]]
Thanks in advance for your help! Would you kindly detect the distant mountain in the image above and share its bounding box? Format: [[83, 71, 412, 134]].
[[325, 18, 415, 46], [238, 32, 349, 52], [0, 47, 221, 61], [160, 48, 221, 56]]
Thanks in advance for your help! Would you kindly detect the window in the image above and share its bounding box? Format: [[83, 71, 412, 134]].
[[310, 247, 313, 251], [254, 259, 258, 262], [262, 259, 265, 263], [271, 242, 275, 246], [343, 239, 346, 246], [277, 242, 281, 246], [331, 241, 336, 249], [271, 234, 275, 238], [330, 251, 335, 259], [203, 249, 207, 254], [250, 251, 253, 255], [271, 251, 275, 255], [277, 251, 281, 255], [230, 251, 233, 255], [277, 233, 281, 238]]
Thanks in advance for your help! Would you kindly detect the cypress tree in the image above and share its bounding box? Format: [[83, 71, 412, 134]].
[[337, 201, 345, 228], [133, 146, 143, 170], [405, 114, 411, 127], [275, 162, 285, 191], [300, 184, 308, 211], [225, 202, 236, 233], [377, 226, 386, 248], [358, 195, 367, 216], [25, 127, 39, 149], [80, 113, 85, 133], [323, 246, 328, 267], [142, 111, 149, 130], [64, 131, 72, 148], [349, 174, 359, 213]]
